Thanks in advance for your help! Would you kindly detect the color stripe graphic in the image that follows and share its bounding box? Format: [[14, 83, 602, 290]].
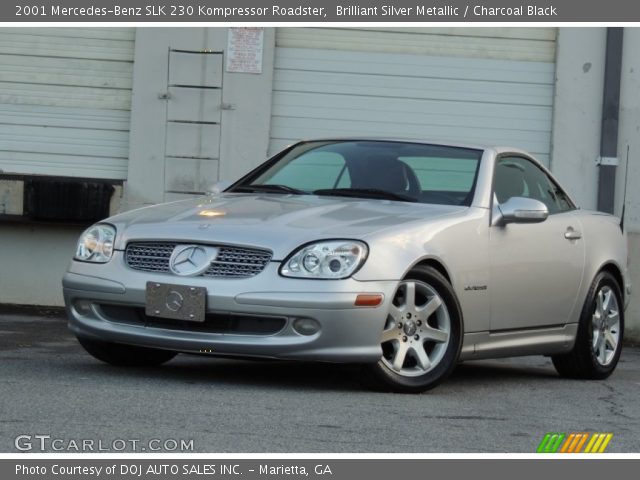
[[537, 432, 613, 453]]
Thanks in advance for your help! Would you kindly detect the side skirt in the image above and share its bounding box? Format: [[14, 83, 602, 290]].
[[460, 324, 578, 361]]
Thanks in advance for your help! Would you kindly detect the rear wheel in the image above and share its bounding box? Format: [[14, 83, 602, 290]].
[[552, 271, 624, 379], [365, 266, 462, 393], [77, 337, 178, 367]]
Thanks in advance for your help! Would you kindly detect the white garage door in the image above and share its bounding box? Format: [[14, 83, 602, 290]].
[[0, 28, 135, 179], [270, 28, 557, 165]]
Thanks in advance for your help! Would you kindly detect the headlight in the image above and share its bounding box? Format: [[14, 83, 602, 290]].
[[74, 224, 116, 263], [280, 240, 368, 279]]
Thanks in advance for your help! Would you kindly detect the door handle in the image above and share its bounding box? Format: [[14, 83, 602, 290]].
[[564, 227, 582, 240]]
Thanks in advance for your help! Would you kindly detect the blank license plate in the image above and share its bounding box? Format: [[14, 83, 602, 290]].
[[145, 282, 206, 322]]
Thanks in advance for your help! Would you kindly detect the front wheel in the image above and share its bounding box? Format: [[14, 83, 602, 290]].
[[552, 271, 624, 379], [364, 266, 463, 393], [77, 337, 178, 367]]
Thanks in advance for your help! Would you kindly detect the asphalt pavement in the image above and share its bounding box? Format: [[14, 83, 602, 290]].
[[1, 308, 639, 453]]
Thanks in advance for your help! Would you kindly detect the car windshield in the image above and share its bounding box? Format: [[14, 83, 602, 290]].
[[232, 140, 483, 206]]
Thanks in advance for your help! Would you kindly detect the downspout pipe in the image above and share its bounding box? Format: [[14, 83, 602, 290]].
[[597, 27, 624, 214]]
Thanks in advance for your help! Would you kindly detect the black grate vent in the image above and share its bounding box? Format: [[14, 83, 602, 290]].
[[98, 304, 287, 335], [23, 179, 114, 223]]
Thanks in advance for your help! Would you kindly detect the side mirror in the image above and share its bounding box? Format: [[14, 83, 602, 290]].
[[497, 197, 549, 225], [208, 180, 232, 195]]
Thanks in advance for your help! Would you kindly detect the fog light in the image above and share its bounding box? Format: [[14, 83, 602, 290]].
[[292, 318, 320, 336], [74, 299, 93, 315]]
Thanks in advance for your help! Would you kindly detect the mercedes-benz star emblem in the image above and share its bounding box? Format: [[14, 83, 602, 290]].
[[169, 245, 218, 276], [165, 290, 184, 312]]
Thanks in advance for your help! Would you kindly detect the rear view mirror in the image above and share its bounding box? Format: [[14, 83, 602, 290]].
[[497, 197, 549, 225]]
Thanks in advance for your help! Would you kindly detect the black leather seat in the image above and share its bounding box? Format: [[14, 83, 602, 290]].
[[351, 155, 411, 192], [494, 163, 525, 203]]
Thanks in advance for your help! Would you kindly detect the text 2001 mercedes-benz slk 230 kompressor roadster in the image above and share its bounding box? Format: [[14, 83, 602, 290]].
[[63, 139, 631, 392]]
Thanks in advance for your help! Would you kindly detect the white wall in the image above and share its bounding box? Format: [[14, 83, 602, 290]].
[[219, 30, 276, 183], [0, 223, 83, 306], [0, 27, 277, 307], [124, 27, 275, 210], [550, 28, 606, 208]]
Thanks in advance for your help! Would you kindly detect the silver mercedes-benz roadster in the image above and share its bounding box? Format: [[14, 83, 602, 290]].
[[63, 139, 630, 392]]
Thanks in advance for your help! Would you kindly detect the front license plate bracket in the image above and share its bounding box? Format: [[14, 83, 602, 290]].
[[145, 282, 206, 322]]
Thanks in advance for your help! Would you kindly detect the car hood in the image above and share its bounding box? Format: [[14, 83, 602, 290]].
[[110, 193, 467, 260]]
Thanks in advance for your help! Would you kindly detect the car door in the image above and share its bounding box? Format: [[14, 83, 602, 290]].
[[489, 155, 585, 331]]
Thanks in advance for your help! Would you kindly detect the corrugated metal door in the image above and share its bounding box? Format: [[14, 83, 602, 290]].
[[270, 28, 557, 164], [0, 28, 135, 179]]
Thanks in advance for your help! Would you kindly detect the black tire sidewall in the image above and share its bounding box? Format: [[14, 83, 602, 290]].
[[77, 336, 177, 367]]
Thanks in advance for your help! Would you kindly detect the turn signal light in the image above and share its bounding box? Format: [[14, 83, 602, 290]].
[[354, 294, 383, 307]]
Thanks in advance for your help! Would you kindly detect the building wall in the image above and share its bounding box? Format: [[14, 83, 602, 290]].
[[1, 27, 276, 307], [124, 27, 275, 210], [0, 223, 83, 306], [616, 28, 640, 341], [551, 27, 640, 341], [550, 28, 606, 207], [0, 28, 135, 180], [628, 233, 640, 341]]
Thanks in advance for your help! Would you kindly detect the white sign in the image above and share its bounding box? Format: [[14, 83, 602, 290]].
[[226, 27, 264, 74]]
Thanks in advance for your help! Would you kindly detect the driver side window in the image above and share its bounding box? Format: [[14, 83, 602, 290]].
[[494, 156, 574, 214]]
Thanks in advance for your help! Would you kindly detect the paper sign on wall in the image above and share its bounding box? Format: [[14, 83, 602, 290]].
[[226, 27, 264, 74]]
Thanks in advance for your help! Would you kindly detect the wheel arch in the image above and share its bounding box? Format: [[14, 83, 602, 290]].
[[552, 259, 625, 380], [598, 261, 625, 297], [410, 257, 452, 285], [571, 260, 626, 325]]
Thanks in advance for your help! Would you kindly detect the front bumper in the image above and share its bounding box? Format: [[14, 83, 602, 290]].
[[63, 253, 398, 363]]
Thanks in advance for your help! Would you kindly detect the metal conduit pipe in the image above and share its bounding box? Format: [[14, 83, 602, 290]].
[[597, 28, 624, 214]]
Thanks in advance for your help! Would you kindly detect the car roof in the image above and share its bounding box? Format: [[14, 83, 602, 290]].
[[293, 137, 531, 156]]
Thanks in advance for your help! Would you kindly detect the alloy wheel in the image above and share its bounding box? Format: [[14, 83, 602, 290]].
[[380, 280, 451, 377], [591, 285, 621, 366]]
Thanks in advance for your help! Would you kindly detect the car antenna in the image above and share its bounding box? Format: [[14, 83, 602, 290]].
[[620, 144, 630, 232]]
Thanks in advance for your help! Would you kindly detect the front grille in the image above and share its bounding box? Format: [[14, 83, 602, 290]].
[[125, 243, 175, 273], [125, 242, 272, 278]]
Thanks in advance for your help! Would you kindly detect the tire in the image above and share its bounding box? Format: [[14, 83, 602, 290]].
[[552, 271, 624, 379], [364, 266, 463, 393], [77, 336, 178, 367]]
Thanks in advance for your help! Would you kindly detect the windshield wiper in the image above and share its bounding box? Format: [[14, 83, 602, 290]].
[[233, 184, 307, 195], [313, 188, 417, 203]]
